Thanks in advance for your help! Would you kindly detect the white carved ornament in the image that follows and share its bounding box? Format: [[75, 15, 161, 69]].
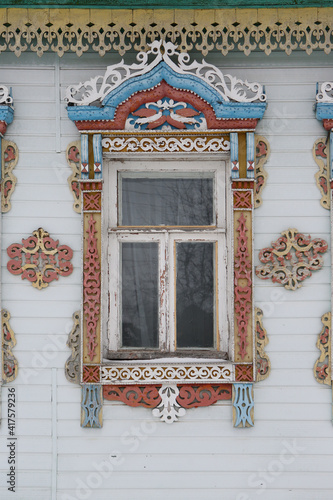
[[0, 86, 12, 105], [152, 385, 186, 424], [101, 362, 233, 385], [65, 41, 266, 106], [102, 136, 231, 154], [316, 82, 333, 102]]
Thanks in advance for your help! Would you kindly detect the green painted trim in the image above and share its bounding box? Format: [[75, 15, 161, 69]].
[[2, 0, 333, 9]]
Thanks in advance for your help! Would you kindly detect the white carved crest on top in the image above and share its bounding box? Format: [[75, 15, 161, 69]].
[[65, 40, 266, 106], [0, 86, 12, 105], [316, 82, 333, 103]]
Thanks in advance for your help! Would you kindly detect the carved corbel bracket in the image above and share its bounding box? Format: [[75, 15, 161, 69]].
[[2, 140, 18, 213], [255, 308, 271, 382], [65, 311, 80, 384], [313, 137, 330, 210], [254, 135, 270, 209]]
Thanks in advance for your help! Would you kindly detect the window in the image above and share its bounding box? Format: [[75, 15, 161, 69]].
[[106, 158, 230, 359]]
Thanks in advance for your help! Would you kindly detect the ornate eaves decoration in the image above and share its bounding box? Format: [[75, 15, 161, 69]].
[[2, 140, 18, 213], [254, 136, 270, 209], [66, 40, 265, 106], [7, 228, 74, 289], [255, 308, 270, 382], [2, 309, 18, 384], [65, 311, 81, 385], [256, 229, 328, 290], [313, 137, 329, 210], [2, 8, 333, 58], [314, 312, 331, 385], [66, 141, 81, 213]]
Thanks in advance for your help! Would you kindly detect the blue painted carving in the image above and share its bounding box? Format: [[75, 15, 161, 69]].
[[93, 134, 103, 178], [230, 132, 239, 179], [80, 134, 89, 179], [0, 105, 14, 125], [67, 62, 266, 124], [81, 384, 102, 428], [233, 383, 254, 428], [246, 132, 255, 179]]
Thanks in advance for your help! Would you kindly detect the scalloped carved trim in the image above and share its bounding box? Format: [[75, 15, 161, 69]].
[[65, 311, 80, 385], [313, 137, 330, 210], [2, 140, 18, 213], [2, 8, 333, 57], [66, 141, 81, 214], [254, 135, 270, 209], [2, 309, 18, 383], [256, 229, 328, 290], [314, 312, 331, 385], [255, 308, 271, 382]]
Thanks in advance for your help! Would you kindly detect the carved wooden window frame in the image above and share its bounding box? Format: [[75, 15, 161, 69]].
[[65, 41, 271, 427]]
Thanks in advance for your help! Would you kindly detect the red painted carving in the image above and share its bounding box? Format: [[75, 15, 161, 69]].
[[81, 181, 103, 191], [74, 81, 258, 131], [0, 121, 7, 135], [83, 215, 101, 361], [233, 191, 252, 209], [83, 192, 102, 212], [103, 385, 162, 408], [7, 228, 73, 289], [323, 119, 333, 131], [235, 364, 253, 382], [68, 145, 80, 163], [103, 384, 232, 409], [232, 181, 255, 190], [83, 365, 100, 383], [177, 384, 232, 407], [234, 212, 252, 359]]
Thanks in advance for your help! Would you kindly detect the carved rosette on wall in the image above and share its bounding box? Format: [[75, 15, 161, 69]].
[[256, 229, 328, 290], [66, 141, 81, 213], [65, 41, 270, 427], [7, 228, 74, 289]]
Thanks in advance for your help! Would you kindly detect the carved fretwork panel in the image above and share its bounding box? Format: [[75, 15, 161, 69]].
[[1, 140, 18, 213], [66, 141, 81, 214], [2, 309, 18, 384], [314, 312, 331, 386], [65, 311, 80, 385], [255, 308, 271, 382], [232, 383, 254, 428], [256, 229, 328, 290]]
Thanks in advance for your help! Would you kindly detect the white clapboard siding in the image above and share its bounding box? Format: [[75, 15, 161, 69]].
[[0, 47, 332, 500]]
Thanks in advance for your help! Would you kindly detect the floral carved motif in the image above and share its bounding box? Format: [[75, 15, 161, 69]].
[[7, 228, 73, 289], [314, 312, 331, 385], [2, 309, 18, 383], [65, 311, 80, 385], [2, 140, 18, 213], [313, 137, 329, 210], [255, 308, 271, 382], [254, 136, 270, 209], [83, 215, 101, 362], [233, 191, 252, 209], [125, 98, 206, 131], [234, 212, 252, 359], [256, 229, 328, 290], [66, 141, 81, 214]]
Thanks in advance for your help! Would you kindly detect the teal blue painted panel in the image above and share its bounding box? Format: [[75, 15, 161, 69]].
[[2, 0, 333, 10]]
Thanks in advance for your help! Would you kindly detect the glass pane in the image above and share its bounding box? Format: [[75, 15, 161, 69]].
[[121, 242, 159, 348], [176, 242, 215, 348], [120, 174, 214, 226]]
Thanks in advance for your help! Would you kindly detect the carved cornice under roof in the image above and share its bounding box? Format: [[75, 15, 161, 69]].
[[1, 8, 333, 57]]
